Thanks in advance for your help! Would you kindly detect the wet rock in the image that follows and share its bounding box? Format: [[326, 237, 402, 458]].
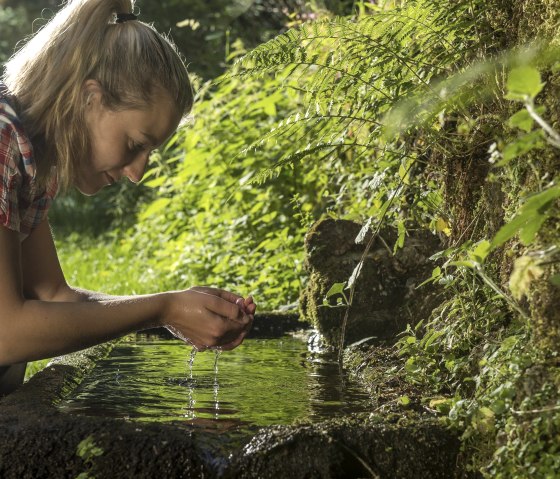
[[300, 219, 441, 347], [0, 414, 212, 479], [0, 343, 213, 479], [224, 416, 463, 479]]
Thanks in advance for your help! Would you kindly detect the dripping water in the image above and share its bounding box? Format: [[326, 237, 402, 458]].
[[213, 348, 222, 418]]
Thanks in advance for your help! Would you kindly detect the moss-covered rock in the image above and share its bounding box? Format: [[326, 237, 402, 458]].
[[488, 0, 560, 47], [529, 263, 560, 352], [224, 416, 465, 479], [300, 219, 441, 347]]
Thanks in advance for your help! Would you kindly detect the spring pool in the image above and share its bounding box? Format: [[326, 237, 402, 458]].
[[58, 332, 371, 435]]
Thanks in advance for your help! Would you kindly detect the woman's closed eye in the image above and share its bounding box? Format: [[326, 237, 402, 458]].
[[131, 141, 147, 152]]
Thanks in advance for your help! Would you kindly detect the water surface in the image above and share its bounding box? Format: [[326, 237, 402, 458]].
[[59, 333, 370, 434]]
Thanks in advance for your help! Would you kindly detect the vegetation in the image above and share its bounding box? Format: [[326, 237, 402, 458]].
[[3, 0, 559, 476]]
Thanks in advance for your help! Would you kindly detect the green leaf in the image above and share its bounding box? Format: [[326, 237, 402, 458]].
[[398, 395, 411, 406], [449, 260, 477, 269], [491, 185, 560, 248], [325, 282, 347, 299], [491, 214, 527, 248], [521, 185, 560, 213], [550, 274, 560, 287], [395, 220, 406, 252], [138, 198, 171, 221], [497, 130, 544, 165], [76, 435, 104, 461], [422, 329, 445, 348], [505, 66, 545, 100], [469, 240, 491, 264], [508, 109, 533, 132], [519, 215, 548, 245], [143, 176, 167, 188]]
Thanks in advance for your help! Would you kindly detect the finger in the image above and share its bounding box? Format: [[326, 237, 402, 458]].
[[199, 293, 245, 322], [243, 315, 253, 335], [245, 303, 257, 315], [219, 331, 248, 351], [197, 287, 244, 305]]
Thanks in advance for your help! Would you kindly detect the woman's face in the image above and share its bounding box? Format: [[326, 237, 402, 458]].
[[77, 81, 181, 195]]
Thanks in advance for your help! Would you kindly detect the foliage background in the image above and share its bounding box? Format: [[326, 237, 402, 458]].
[[2, 0, 560, 476]]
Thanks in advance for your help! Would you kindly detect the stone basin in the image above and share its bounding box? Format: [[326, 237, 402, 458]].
[[0, 313, 464, 479]]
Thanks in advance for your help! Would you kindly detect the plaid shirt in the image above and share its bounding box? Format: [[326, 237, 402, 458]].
[[0, 84, 58, 240]]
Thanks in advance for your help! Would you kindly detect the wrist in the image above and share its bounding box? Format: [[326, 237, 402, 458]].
[[155, 291, 175, 329]]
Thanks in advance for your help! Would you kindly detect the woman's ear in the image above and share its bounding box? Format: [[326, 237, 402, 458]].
[[82, 79, 103, 107]]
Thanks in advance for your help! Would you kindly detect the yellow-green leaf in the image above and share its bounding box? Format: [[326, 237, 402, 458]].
[[506, 66, 545, 100]]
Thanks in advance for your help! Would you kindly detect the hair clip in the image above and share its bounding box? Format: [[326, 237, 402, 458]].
[[116, 12, 138, 23]]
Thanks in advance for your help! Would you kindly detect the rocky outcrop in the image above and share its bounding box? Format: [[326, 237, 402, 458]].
[[224, 416, 463, 479], [300, 219, 441, 347]]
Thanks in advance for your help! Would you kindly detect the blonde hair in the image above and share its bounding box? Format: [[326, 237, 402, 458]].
[[2, 0, 193, 191]]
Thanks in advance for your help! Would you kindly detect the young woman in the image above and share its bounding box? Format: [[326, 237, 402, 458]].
[[0, 0, 255, 395]]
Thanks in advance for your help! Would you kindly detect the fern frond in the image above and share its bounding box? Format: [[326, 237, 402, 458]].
[[224, 0, 487, 190]]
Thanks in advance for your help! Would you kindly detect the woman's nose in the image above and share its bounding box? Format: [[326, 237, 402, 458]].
[[122, 154, 149, 184]]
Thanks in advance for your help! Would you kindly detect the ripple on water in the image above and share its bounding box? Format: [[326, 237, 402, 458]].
[[58, 334, 371, 434]]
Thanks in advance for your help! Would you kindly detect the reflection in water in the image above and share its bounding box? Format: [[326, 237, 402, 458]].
[[59, 334, 370, 433]]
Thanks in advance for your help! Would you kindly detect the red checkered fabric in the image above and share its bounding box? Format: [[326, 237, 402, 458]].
[[0, 84, 58, 240]]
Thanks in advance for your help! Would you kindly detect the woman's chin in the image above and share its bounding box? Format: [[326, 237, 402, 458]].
[[74, 180, 104, 196]]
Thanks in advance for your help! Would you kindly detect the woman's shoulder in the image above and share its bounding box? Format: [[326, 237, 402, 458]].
[[0, 82, 57, 239], [0, 83, 22, 134], [0, 83, 33, 162]]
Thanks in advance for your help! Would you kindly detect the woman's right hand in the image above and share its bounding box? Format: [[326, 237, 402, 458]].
[[162, 287, 254, 351]]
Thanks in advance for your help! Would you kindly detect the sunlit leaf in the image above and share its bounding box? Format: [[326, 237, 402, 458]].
[[509, 255, 544, 300], [138, 198, 171, 221], [508, 109, 533, 132], [505, 66, 545, 100], [469, 240, 491, 264], [435, 217, 451, 236], [325, 282, 347, 298], [347, 261, 364, 289], [355, 217, 372, 244], [398, 395, 411, 406]]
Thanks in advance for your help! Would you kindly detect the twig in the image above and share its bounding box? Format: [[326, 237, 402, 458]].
[[525, 100, 560, 148], [511, 404, 560, 416]]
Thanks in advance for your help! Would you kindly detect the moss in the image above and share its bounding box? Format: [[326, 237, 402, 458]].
[[343, 340, 438, 415], [529, 263, 560, 352], [300, 219, 441, 347], [486, 0, 560, 47], [225, 415, 465, 479]]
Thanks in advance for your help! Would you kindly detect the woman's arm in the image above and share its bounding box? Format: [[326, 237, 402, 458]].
[[21, 220, 121, 303], [0, 220, 253, 366]]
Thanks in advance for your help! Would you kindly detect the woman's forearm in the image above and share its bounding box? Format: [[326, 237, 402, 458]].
[[0, 293, 168, 365], [0, 287, 254, 366], [55, 284, 131, 302]]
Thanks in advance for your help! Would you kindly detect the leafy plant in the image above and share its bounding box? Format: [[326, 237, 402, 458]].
[[76, 435, 104, 479]]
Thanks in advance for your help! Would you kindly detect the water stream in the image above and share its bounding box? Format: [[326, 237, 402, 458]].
[[59, 332, 371, 435]]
